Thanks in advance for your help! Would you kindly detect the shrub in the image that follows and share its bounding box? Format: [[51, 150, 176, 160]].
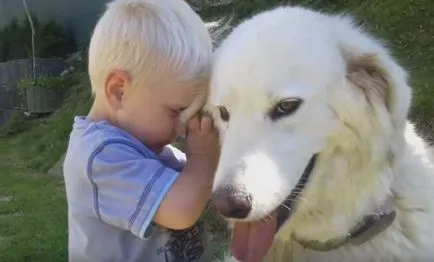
[[0, 14, 75, 62], [0, 111, 31, 137]]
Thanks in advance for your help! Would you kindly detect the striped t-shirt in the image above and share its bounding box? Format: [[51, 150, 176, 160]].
[[63, 116, 211, 262]]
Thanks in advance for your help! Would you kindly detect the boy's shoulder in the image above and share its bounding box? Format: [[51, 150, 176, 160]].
[[75, 116, 150, 146], [63, 116, 157, 176], [67, 116, 154, 158], [63, 116, 186, 174]]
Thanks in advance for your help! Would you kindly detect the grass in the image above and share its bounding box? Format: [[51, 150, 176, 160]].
[[344, 0, 434, 137], [0, 73, 91, 262], [0, 0, 433, 261], [0, 166, 67, 261]]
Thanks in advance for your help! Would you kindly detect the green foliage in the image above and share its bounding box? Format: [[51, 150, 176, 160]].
[[17, 74, 79, 97], [0, 112, 31, 138], [18, 76, 64, 95], [1, 72, 83, 140], [0, 14, 75, 62], [197, 0, 286, 22], [65, 47, 88, 73], [37, 19, 75, 58], [2, 72, 92, 172]]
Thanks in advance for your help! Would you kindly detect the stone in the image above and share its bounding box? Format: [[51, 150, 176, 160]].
[[0, 196, 12, 203]]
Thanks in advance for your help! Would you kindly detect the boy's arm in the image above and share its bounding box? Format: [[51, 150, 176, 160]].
[[89, 141, 211, 238], [153, 154, 213, 229]]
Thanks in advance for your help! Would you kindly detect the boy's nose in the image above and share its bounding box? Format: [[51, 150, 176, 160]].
[[212, 184, 252, 219]]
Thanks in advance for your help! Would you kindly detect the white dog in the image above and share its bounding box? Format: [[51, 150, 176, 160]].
[[206, 5, 434, 262]]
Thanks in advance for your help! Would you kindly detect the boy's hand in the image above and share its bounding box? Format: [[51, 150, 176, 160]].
[[185, 114, 220, 161], [154, 114, 220, 230]]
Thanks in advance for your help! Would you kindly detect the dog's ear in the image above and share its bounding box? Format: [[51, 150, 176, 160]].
[[339, 30, 411, 130], [346, 54, 389, 109]]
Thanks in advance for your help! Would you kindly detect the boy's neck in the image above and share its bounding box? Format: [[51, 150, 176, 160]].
[[87, 98, 117, 125]]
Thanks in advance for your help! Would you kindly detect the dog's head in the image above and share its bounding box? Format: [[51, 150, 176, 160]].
[[206, 6, 411, 260]]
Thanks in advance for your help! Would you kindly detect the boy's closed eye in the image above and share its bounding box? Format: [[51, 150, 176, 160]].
[[168, 107, 187, 118]]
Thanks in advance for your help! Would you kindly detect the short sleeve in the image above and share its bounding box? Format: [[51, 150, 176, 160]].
[[165, 144, 186, 164], [88, 140, 179, 239], [159, 145, 186, 171]]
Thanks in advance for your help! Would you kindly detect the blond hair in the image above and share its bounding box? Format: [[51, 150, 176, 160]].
[[88, 0, 213, 93]]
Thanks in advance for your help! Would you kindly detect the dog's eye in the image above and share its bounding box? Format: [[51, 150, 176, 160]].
[[217, 106, 230, 121], [269, 98, 303, 120]]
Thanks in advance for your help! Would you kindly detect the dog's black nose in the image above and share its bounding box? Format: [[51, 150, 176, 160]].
[[212, 185, 252, 219]]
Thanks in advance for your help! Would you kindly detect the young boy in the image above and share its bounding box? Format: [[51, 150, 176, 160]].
[[62, 0, 218, 261]]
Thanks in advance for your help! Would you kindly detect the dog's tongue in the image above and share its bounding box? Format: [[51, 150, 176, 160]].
[[230, 211, 277, 262]]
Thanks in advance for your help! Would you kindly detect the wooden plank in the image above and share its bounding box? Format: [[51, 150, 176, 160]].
[[0, 58, 66, 110], [0, 109, 19, 128]]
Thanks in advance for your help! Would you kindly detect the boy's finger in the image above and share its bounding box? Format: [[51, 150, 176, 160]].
[[187, 114, 200, 131], [200, 115, 214, 133], [176, 121, 187, 138]]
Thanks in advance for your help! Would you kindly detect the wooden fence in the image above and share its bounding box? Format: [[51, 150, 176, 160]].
[[0, 58, 66, 127]]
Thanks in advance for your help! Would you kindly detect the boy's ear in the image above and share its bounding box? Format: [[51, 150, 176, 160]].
[[104, 70, 132, 110]]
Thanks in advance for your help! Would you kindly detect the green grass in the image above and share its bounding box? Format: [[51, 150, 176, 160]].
[[343, 0, 434, 133], [336, 0, 434, 137], [0, 0, 433, 261], [0, 167, 67, 261], [0, 73, 91, 262]]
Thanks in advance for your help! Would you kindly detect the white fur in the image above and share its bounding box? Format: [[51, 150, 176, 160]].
[[207, 6, 434, 262]]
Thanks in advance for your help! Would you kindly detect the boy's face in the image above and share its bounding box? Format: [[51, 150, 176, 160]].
[[104, 70, 205, 152]]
